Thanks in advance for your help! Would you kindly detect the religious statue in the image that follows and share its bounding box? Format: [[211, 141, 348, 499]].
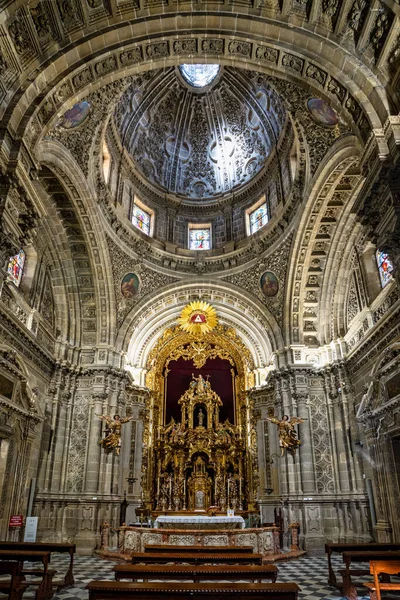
[[266, 414, 305, 456], [190, 373, 212, 396], [197, 408, 204, 427], [98, 414, 133, 455]]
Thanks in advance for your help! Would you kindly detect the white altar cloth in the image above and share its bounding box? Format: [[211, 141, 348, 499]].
[[154, 515, 245, 530]]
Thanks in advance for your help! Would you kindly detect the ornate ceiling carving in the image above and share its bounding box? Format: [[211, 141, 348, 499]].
[[114, 67, 286, 200]]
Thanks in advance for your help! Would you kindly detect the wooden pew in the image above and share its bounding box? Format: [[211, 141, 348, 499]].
[[86, 581, 300, 600], [131, 552, 263, 565], [143, 545, 254, 554], [0, 541, 76, 588], [0, 550, 53, 600], [0, 561, 24, 600], [341, 550, 400, 600], [325, 542, 400, 587], [114, 564, 278, 582], [364, 559, 400, 600]]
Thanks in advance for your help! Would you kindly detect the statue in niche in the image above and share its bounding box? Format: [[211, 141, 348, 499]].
[[266, 414, 305, 456], [98, 414, 133, 455], [197, 408, 204, 427]]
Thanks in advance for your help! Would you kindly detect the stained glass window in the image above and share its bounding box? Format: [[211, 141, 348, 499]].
[[7, 250, 25, 287], [189, 228, 211, 250], [377, 250, 393, 288], [250, 202, 268, 234], [132, 204, 151, 235], [179, 64, 220, 88]]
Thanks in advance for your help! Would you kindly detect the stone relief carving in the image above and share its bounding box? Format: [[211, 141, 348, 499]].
[[66, 395, 90, 493], [265, 76, 349, 176], [106, 236, 180, 328], [7, 12, 35, 58], [310, 394, 334, 493], [168, 534, 196, 545], [124, 531, 141, 551], [49, 79, 130, 177], [203, 535, 229, 546], [370, 10, 391, 59], [236, 533, 257, 548], [141, 532, 162, 547], [223, 234, 293, 327]]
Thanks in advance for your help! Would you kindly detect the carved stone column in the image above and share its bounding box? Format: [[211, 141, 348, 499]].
[[295, 392, 315, 494], [86, 393, 107, 493]]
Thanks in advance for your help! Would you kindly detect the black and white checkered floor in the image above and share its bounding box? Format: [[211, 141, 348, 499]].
[[9, 555, 398, 600]]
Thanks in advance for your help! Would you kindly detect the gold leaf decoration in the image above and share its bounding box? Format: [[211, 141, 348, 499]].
[[178, 301, 218, 335]]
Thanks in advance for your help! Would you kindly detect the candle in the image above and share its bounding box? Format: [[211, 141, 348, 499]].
[[157, 477, 160, 496], [239, 478, 242, 499], [183, 479, 186, 499], [169, 476, 172, 498]]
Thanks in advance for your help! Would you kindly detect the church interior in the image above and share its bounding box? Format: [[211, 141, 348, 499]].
[[1, 0, 400, 597]]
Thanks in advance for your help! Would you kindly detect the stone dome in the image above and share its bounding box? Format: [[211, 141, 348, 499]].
[[113, 66, 286, 201]]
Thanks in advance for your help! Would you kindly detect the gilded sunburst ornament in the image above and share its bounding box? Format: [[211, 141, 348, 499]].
[[178, 301, 218, 335]]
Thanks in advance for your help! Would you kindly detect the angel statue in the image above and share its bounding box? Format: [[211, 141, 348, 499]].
[[266, 414, 305, 456], [98, 414, 134, 455]]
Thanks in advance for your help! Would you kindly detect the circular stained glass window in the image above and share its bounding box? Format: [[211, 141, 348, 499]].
[[179, 64, 220, 88]]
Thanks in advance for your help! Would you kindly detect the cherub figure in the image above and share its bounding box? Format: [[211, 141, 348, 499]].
[[266, 414, 305, 456], [98, 414, 133, 455]]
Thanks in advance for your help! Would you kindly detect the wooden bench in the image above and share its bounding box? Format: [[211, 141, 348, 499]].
[[0, 541, 76, 588], [114, 564, 278, 582], [0, 561, 24, 600], [0, 550, 53, 600], [143, 545, 254, 554], [131, 552, 263, 565], [325, 542, 400, 587], [364, 559, 400, 600], [86, 581, 300, 600], [341, 550, 400, 600]]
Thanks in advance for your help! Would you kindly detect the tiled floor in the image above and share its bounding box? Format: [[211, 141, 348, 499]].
[[5, 555, 385, 600]]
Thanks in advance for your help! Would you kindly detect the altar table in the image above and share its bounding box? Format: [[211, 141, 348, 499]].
[[154, 516, 245, 530]]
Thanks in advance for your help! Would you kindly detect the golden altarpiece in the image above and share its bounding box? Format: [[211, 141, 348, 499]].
[[140, 317, 259, 515]]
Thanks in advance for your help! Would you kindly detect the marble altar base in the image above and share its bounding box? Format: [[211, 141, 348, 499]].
[[99, 525, 281, 557], [154, 515, 245, 530]]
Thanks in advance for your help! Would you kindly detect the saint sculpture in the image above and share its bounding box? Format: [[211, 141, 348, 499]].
[[266, 414, 305, 456], [98, 414, 133, 455]]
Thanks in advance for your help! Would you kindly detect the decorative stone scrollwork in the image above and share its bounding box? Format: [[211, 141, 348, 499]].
[[173, 39, 197, 55], [228, 41, 252, 57], [201, 39, 224, 54], [120, 47, 143, 65], [145, 42, 169, 59]]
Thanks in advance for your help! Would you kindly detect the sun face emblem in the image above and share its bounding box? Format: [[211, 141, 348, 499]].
[[178, 301, 218, 335]]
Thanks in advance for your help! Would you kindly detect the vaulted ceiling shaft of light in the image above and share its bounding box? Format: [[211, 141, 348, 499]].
[[112, 66, 287, 202]]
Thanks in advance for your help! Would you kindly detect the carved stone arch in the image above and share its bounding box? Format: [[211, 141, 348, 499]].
[[285, 137, 362, 347], [37, 139, 117, 349], [116, 280, 283, 386], [318, 180, 366, 346], [331, 226, 369, 340], [4, 21, 393, 149]]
